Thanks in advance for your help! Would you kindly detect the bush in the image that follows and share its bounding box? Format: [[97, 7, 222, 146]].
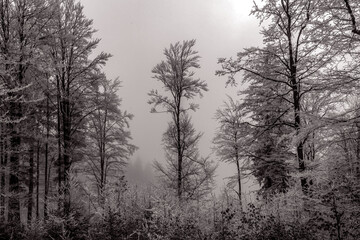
[[42, 207, 91, 240], [0, 222, 26, 240]]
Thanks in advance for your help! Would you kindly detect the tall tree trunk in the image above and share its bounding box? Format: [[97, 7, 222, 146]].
[[235, 147, 242, 211], [8, 101, 21, 223], [0, 123, 6, 221], [62, 98, 71, 216], [280, 0, 309, 194], [0, 124, 3, 219], [287, 12, 307, 193], [176, 108, 182, 199], [99, 142, 105, 206], [44, 94, 50, 219], [44, 142, 49, 219], [233, 128, 242, 211], [356, 122, 360, 177], [293, 81, 307, 193], [36, 141, 40, 219], [99, 108, 107, 206], [27, 142, 34, 225], [99, 109, 104, 205], [57, 77, 62, 212]]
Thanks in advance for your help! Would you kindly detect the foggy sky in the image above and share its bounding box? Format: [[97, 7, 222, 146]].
[[80, 0, 262, 193]]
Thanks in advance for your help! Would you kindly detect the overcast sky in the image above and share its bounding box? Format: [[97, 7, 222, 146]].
[[80, 0, 263, 193]]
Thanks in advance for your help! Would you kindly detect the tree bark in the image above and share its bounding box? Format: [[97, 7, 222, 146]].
[[44, 94, 50, 219], [0, 123, 6, 221], [99, 107, 108, 206], [176, 102, 182, 200], [292, 76, 308, 193], [356, 123, 360, 177], [8, 101, 21, 223], [285, 2, 308, 194], [56, 76, 62, 212], [27, 142, 34, 225], [36, 141, 40, 219], [235, 143, 242, 211], [343, 0, 360, 35], [62, 97, 71, 216]]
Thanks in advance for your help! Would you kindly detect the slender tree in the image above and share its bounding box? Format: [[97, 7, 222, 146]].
[[213, 97, 246, 209], [148, 39, 209, 199], [84, 77, 136, 206]]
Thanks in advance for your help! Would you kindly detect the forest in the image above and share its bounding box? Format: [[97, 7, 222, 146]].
[[0, 0, 360, 239]]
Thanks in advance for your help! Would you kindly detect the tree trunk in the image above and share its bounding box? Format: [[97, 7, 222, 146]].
[[283, 0, 308, 194], [44, 95, 50, 219], [8, 101, 21, 223], [99, 107, 107, 206], [294, 88, 307, 193], [293, 87, 307, 193], [0, 123, 6, 221], [99, 141, 105, 206], [288, 26, 307, 194], [27, 142, 34, 225], [62, 98, 71, 216], [36, 141, 40, 219], [44, 142, 49, 219], [57, 77, 62, 212], [356, 123, 360, 177], [8, 133, 21, 223], [233, 128, 242, 211], [176, 108, 182, 200], [177, 155, 182, 199], [235, 148, 242, 211]]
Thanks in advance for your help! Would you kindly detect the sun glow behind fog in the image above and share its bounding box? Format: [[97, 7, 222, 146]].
[[209, 0, 256, 28], [228, 0, 254, 22]]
